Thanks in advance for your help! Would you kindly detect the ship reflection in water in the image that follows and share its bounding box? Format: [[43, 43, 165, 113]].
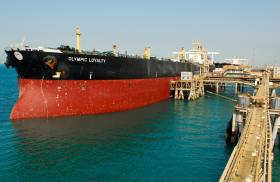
[[11, 98, 234, 182], [13, 101, 171, 145]]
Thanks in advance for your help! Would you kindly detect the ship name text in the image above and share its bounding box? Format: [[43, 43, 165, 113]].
[[68, 57, 106, 63]]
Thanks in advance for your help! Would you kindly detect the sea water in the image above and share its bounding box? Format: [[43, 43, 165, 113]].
[[0, 65, 279, 182]]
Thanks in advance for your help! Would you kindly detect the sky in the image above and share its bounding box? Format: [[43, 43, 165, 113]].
[[0, 0, 280, 66]]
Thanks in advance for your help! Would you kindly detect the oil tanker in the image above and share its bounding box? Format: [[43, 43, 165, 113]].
[[4, 28, 200, 120]]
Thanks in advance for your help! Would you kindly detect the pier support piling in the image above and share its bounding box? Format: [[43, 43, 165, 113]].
[[171, 76, 205, 101], [237, 111, 243, 135], [216, 82, 219, 93], [271, 89, 276, 97], [272, 116, 280, 149], [231, 110, 237, 143]]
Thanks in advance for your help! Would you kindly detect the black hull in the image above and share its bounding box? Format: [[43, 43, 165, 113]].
[[5, 50, 200, 80]]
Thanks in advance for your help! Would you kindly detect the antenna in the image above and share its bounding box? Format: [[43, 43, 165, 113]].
[[20, 36, 26, 46], [251, 48, 255, 65]]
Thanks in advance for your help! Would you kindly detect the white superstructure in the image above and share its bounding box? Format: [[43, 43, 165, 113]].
[[6, 45, 62, 53], [172, 41, 220, 64]]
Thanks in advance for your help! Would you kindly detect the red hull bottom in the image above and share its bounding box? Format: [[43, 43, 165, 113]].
[[10, 77, 177, 120]]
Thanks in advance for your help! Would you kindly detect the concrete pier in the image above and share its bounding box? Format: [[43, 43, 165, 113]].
[[170, 71, 280, 181], [220, 73, 274, 182], [170, 72, 280, 181]]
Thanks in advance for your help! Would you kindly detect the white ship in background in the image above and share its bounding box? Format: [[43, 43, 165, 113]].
[[225, 57, 249, 65], [214, 57, 251, 77]]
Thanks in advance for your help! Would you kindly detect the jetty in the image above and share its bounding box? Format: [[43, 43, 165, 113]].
[[170, 68, 280, 182], [219, 72, 280, 182]]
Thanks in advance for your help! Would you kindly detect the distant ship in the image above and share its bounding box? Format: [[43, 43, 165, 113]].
[[213, 57, 251, 77], [4, 28, 200, 120]]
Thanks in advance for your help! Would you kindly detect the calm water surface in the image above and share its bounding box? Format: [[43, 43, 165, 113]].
[[0, 65, 279, 181]]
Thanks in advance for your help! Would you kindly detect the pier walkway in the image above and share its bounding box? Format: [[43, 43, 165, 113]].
[[204, 76, 255, 86], [219, 73, 273, 182]]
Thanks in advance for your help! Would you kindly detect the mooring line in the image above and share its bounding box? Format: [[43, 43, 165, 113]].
[[206, 90, 237, 103]]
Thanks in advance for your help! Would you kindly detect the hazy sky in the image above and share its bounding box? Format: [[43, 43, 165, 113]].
[[0, 0, 279, 66]]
